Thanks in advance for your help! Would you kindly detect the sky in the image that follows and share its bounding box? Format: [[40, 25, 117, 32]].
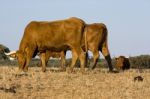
[[0, 0, 150, 58]]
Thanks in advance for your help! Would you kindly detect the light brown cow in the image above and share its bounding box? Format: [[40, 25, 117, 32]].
[[15, 17, 86, 73], [82, 23, 114, 71], [42, 23, 115, 72], [115, 56, 130, 70], [39, 50, 66, 70]]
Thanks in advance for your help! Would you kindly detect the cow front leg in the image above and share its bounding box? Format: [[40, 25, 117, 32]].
[[60, 51, 66, 71], [23, 47, 35, 72], [17, 51, 26, 73], [68, 49, 78, 73], [40, 52, 46, 72]]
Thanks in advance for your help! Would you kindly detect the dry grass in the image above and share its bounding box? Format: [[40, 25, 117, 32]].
[[0, 66, 150, 99]]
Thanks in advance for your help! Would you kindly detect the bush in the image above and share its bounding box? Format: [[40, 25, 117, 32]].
[[129, 55, 150, 69], [0, 55, 150, 69], [96, 55, 150, 69]]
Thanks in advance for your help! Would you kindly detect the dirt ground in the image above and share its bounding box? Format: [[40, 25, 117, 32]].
[[0, 66, 150, 99]]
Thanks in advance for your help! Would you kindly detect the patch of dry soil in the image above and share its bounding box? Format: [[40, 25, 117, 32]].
[[0, 66, 150, 99]]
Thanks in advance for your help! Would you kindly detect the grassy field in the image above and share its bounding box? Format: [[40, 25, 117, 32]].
[[0, 66, 150, 99]]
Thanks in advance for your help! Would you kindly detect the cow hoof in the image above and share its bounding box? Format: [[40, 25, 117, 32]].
[[108, 69, 119, 73], [15, 70, 28, 77], [23, 68, 28, 72], [42, 68, 46, 72], [87, 67, 94, 72], [80, 69, 85, 74], [17, 69, 23, 74], [80, 68, 85, 74], [60, 67, 66, 72], [66, 67, 73, 73], [88, 66, 95, 70]]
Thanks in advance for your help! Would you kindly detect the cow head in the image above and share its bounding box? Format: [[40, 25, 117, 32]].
[[5, 51, 17, 60], [16, 50, 26, 68], [115, 56, 130, 70], [6, 50, 26, 69], [5, 50, 25, 60]]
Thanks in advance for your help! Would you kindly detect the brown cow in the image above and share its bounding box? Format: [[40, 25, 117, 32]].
[[115, 56, 130, 70], [42, 23, 115, 72], [39, 50, 66, 70], [15, 17, 86, 73], [82, 23, 114, 71]]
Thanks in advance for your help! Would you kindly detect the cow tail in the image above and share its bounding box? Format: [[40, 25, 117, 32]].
[[84, 26, 88, 65], [85, 34, 88, 52]]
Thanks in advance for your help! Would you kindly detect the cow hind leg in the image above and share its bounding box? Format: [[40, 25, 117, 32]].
[[78, 48, 86, 73], [90, 50, 99, 70], [101, 45, 113, 71], [71, 47, 85, 73]]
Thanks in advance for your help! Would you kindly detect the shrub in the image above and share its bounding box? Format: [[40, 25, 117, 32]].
[[0, 55, 150, 69], [129, 55, 150, 69]]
